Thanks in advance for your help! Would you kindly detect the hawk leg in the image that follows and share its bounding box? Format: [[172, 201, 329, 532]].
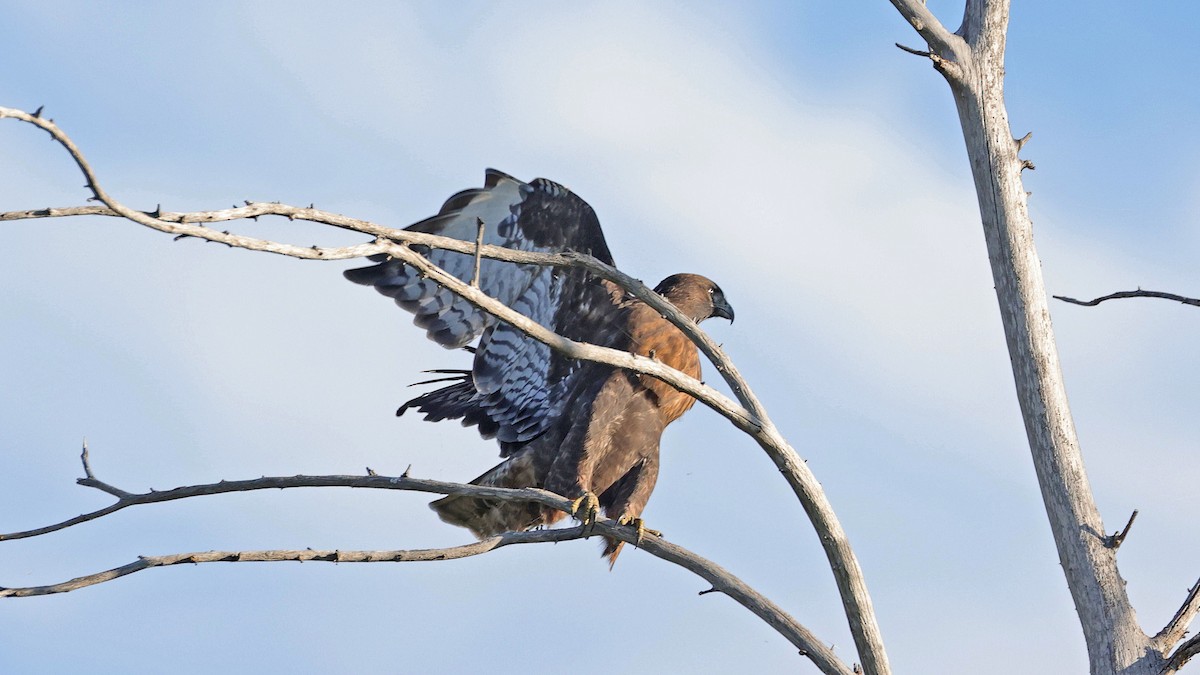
[[617, 516, 661, 548], [569, 491, 601, 536]]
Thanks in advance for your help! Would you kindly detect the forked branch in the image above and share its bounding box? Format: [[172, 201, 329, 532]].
[[0, 454, 853, 675], [1166, 634, 1200, 673], [0, 105, 885, 674], [1157, 578, 1200, 660]]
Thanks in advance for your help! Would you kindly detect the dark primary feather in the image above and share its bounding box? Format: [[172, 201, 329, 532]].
[[345, 171, 734, 565], [345, 169, 616, 446]]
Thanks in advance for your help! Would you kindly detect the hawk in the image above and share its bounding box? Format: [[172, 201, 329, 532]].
[[345, 170, 733, 564]]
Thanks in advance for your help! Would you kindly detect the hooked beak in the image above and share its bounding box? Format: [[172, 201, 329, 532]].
[[711, 298, 735, 323]]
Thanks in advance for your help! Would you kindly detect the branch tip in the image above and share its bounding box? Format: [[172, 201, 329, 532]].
[[895, 43, 931, 58], [1107, 509, 1138, 549], [80, 439, 95, 479]]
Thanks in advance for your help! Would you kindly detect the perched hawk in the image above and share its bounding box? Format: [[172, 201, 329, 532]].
[[345, 170, 733, 565]]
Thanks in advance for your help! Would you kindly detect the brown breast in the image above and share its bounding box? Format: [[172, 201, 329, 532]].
[[623, 303, 701, 425]]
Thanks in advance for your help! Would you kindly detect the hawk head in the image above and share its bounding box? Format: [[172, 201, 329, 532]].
[[654, 273, 735, 324]]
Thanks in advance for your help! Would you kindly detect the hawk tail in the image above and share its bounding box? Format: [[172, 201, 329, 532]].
[[429, 453, 554, 538]]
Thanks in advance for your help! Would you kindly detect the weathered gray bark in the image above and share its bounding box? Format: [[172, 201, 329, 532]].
[[889, 1, 1197, 672]]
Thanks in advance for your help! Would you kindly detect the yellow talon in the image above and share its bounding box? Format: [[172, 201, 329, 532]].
[[617, 516, 661, 548], [569, 492, 600, 535]]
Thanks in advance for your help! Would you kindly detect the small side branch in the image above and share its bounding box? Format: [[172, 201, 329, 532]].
[[894, 40, 964, 82], [895, 43, 931, 58], [1157, 577, 1200, 656], [78, 439, 131, 499], [1106, 510, 1138, 549], [1053, 290, 1200, 308], [1165, 633, 1200, 673]]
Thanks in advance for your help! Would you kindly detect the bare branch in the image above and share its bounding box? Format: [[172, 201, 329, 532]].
[[1105, 510, 1138, 549], [0, 105, 886, 675], [471, 217, 485, 288], [1157, 578, 1200, 656], [887, 0, 956, 54], [0, 522, 856, 675], [0, 530, 584, 597], [888, 1, 969, 87], [894, 42, 931, 58], [0, 202, 767, 424], [0, 469, 853, 675], [1054, 290, 1200, 308], [79, 438, 95, 479], [78, 439, 130, 499], [1165, 633, 1200, 673], [0, 472, 572, 542]]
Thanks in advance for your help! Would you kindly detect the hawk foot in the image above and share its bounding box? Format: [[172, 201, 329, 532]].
[[569, 492, 600, 536], [617, 516, 661, 548]]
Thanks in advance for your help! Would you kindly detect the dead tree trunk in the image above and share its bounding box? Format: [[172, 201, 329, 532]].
[[889, 1, 1197, 672]]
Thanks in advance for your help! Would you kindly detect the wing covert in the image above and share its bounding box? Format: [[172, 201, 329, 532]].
[[346, 170, 620, 446]]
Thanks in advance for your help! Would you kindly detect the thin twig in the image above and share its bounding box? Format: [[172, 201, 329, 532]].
[[78, 440, 131, 499], [471, 217, 485, 288], [1054, 290, 1200, 308], [80, 439, 94, 479], [895, 43, 931, 57], [1106, 509, 1138, 549]]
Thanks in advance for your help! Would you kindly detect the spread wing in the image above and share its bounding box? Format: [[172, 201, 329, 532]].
[[344, 169, 623, 448]]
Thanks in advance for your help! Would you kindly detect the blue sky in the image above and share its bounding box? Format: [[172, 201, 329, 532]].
[[1, 2, 1197, 673]]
